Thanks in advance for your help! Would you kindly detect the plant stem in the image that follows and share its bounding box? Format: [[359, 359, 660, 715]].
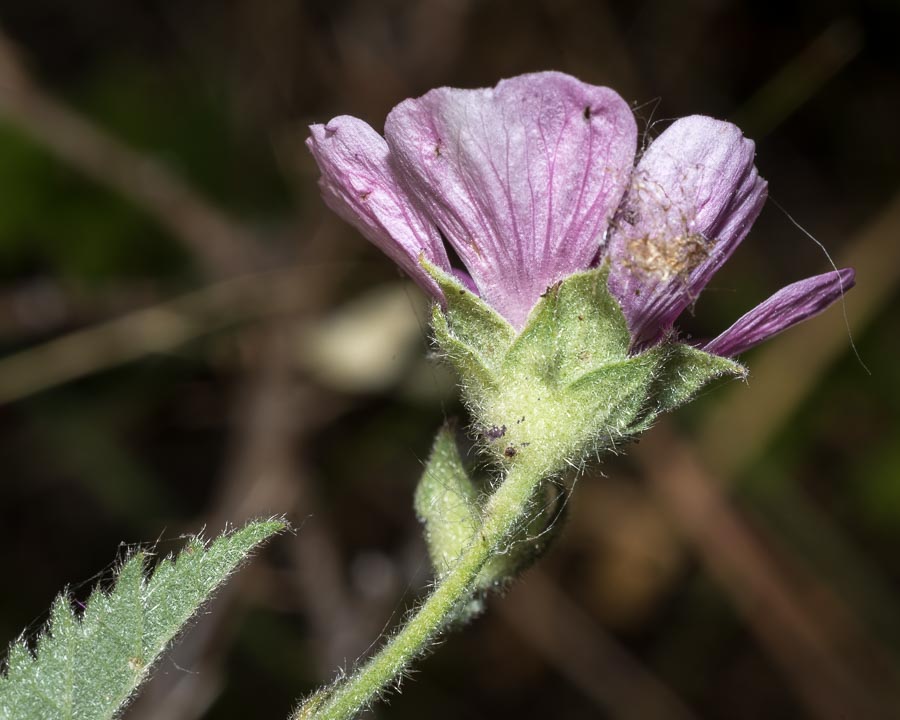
[[298, 461, 544, 720]]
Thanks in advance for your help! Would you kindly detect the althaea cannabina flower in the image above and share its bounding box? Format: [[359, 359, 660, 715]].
[[307, 72, 853, 356]]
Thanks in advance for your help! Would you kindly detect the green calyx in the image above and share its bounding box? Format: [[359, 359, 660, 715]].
[[412, 261, 744, 604], [297, 265, 748, 720], [426, 261, 746, 476]]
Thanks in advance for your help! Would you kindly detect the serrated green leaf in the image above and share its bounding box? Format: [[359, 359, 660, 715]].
[[0, 519, 286, 720]]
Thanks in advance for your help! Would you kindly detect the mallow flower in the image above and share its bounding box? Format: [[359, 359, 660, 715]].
[[307, 71, 853, 361], [299, 72, 855, 720]]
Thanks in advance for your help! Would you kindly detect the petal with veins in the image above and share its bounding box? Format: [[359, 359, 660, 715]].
[[307, 116, 450, 299], [385, 72, 636, 329], [607, 115, 767, 349], [703, 268, 855, 357]]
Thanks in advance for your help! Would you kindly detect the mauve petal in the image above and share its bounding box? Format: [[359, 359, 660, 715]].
[[307, 116, 450, 299], [702, 268, 855, 357], [607, 115, 767, 349], [451, 268, 480, 294], [384, 71, 637, 329]]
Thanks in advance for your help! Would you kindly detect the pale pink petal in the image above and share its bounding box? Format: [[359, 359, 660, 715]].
[[607, 116, 767, 349], [307, 116, 450, 298], [451, 268, 479, 294], [703, 268, 855, 357], [384, 72, 636, 329]]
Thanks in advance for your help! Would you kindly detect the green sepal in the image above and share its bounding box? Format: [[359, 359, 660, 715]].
[[564, 350, 662, 443], [649, 343, 747, 416], [430, 306, 498, 401], [427, 260, 748, 488], [504, 266, 630, 385], [422, 259, 516, 371]]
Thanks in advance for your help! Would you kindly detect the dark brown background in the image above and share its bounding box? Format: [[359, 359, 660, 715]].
[[0, 1, 898, 718]]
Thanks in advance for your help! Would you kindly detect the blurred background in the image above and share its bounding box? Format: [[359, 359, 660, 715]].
[[0, 1, 898, 718]]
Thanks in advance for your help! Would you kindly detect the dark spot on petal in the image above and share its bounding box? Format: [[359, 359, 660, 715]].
[[434, 143, 442, 157], [359, 191, 371, 201], [583, 106, 592, 120]]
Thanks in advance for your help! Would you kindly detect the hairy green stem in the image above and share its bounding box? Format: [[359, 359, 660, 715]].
[[298, 461, 545, 720]]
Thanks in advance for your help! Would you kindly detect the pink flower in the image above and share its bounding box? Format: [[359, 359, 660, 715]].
[[307, 72, 853, 357]]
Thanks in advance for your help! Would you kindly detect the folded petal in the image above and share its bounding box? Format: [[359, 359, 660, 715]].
[[702, 268, 855, 357], [307, 116, 450, 298], [384, 72, 637, 329], [607, 115, 768, 349]]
